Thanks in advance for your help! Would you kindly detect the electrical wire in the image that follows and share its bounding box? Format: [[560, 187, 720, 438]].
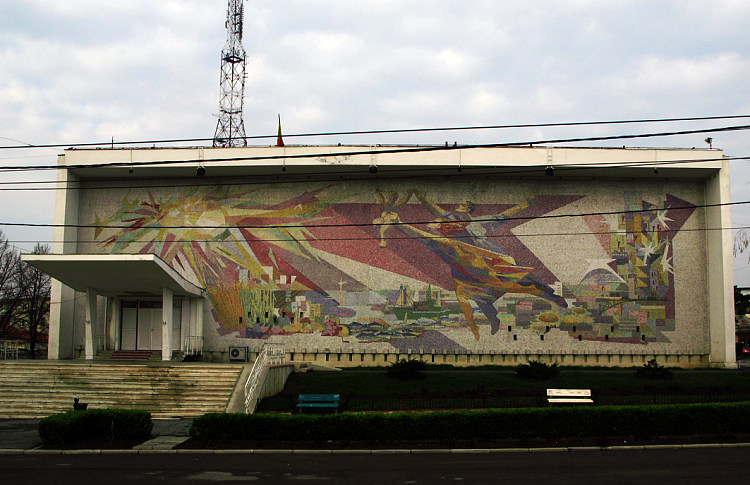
[[0, 123, 745, 173], [1, 114, 749, 151], [0, 198, 738, 232], [0, 136, 35, 147], [2, 119, 743, 250], [5, 224, 747, 247], [0, 154, 58, 162], [0, 154, 740, 192]]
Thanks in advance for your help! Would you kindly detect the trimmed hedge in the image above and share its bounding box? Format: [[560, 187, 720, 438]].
[[38, 409, 153, 445], [191, 402, 750, 441]]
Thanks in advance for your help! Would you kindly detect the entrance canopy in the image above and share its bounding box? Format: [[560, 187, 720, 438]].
[[22, 254, 204, 298]]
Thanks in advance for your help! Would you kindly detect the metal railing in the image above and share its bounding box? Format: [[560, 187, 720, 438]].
[[185, 336, 204, 355], [1, 341, 20, 360], [244, 343, 285, 414]]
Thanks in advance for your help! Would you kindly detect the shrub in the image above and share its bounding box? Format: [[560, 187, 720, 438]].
[[38, 409, 153, 446], [636, 359, 672, 379], [386, 359, 428, 380], [190, 402, 750, 442], [514, 360, 559, 380]]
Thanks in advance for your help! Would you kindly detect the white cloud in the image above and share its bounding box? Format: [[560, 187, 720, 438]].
[[435, 49, 478, 76], [617, 54, 746, 92], [468, 88, 511, 118], [1, 0, 750, 265]]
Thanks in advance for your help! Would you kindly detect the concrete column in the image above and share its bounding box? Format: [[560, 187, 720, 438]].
[[85, 287, 97, 360], [103, 297, 111, 350], [162, 287, 173, 361], [196, 298, 205, 341], [187, 298, 197, 353], [48, 164, 79, 360], [108, 297, 120, 351], [48, 281, 75, 360], [180, 299, 191, 352], [705, 161, 736, 368]]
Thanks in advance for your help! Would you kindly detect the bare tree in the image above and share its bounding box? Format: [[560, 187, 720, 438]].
[[16, 243, 51, 358], [736, 230, 750, 262], [0, 231, 22, 341]]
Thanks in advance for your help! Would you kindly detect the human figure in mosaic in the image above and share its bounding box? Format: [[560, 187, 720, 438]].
[[394, 189, 567, 340], [373, 188, 415, 247]]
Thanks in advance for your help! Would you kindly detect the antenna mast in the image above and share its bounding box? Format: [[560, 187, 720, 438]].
[[213, 0, 247, 147]]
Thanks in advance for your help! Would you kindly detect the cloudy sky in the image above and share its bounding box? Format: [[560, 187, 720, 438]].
[[2, 0, 750, 281]]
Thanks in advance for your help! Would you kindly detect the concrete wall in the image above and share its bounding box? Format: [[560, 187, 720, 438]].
[[225, 363, 295, 413], [285, 348, 709, 369], [51, 146, 735, 367], [260, 364, 295, 398]]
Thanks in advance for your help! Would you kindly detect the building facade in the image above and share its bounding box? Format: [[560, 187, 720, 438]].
[[24, 145, 736, 367]]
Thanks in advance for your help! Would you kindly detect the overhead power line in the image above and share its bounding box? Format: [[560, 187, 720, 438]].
[[1, 114, 749, 150], [0, 199, 740, 231], [0, 155, 741, 192], [0, 123, 745, 173], [4, 224, 747, 247]]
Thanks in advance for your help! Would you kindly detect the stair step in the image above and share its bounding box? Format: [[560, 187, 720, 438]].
[[109, 350, 158, 361], [0, 361, 245, 418]]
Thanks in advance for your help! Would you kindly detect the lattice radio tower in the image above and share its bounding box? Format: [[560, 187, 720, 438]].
[[213, 0, 247, 147]]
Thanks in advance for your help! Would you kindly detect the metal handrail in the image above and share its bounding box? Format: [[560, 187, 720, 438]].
[[185, 336, 204, 355], [265, 343, 286, 365], [1, 341, 20, 360], [244, 343, 285, 413]]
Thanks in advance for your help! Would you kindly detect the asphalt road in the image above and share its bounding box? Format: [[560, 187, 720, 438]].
[[2, 447, 749, 484]]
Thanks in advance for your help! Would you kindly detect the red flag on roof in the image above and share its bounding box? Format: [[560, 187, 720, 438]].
[[276, 115, 284, 147]]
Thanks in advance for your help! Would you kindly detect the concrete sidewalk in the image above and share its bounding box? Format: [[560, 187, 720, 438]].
[[0, 419, 42, 450], [3, 418, 750, 455], [0, 418, 192, 452]]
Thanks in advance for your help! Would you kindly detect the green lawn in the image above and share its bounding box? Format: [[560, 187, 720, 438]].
[[256, 365, 750, 413], [280, 367, 750, 395]]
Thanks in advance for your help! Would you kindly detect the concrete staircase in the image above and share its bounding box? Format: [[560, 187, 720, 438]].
[[0, 361, 245, 419], [96, 350, 162, 362]]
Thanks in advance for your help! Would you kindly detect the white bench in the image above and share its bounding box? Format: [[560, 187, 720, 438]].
[[547, 388, 594, 405]]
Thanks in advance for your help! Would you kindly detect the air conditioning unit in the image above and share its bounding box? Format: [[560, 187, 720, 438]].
[[228, 346, 248, 362]]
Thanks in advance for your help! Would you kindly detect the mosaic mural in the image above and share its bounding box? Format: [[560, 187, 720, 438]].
[[92, 183, 696, 348]]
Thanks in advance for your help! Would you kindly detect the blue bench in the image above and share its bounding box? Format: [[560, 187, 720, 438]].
[[297, 394, 340, 413]]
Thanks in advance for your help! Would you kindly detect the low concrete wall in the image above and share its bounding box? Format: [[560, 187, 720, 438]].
[[145, 349, 713, 369], [260, 364, 294, 398], [226, 363, 294, 413], [284, 350, 710, 369]]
